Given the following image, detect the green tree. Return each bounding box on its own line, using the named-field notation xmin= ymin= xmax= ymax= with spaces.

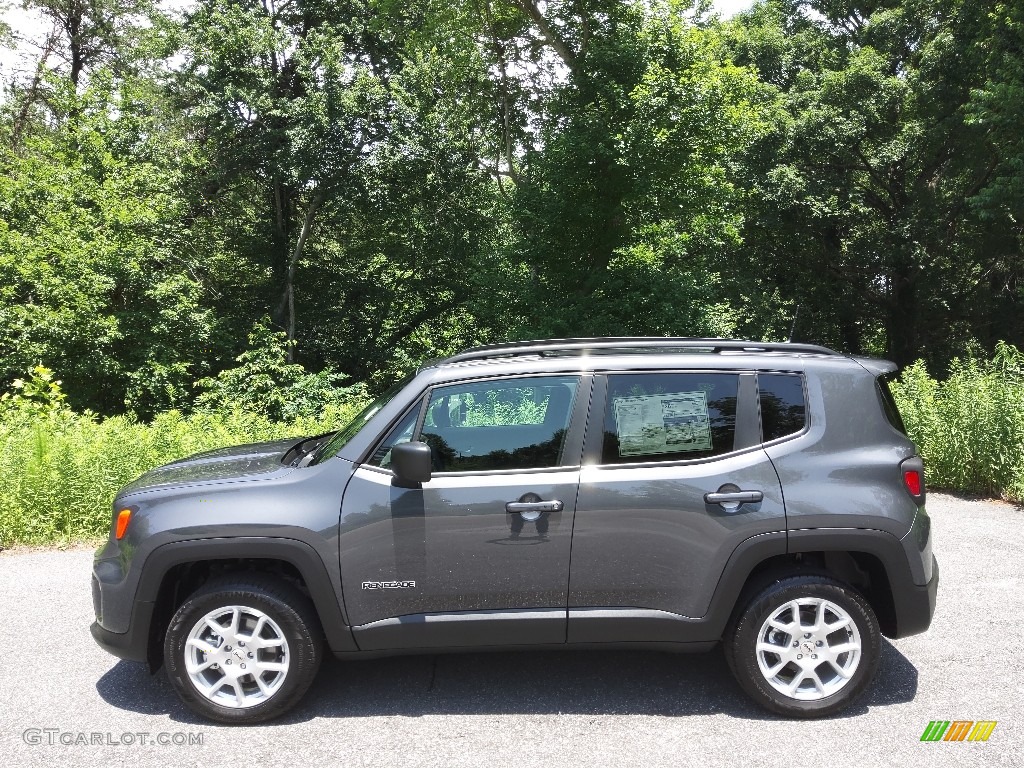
xmin=177 ymin=1 xmax=415 ymax=356
xmin=0 ymin=73 xmax=217 ymax=414
xmin=176 ymin=0 xmax=502 ymax=383
xmin=726 ymin=0 xmax=1024 ymax=365
xmin=194 ymin=319 xmax=364 ymax=421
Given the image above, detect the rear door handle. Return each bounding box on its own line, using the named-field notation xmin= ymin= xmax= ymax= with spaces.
xmin=704 ymin=490 xmax=763 ymax=505
xmin=704 ymin=488 xmax=763 ymax=512
xmin=505 ymin=500 xmax=564 ymax=514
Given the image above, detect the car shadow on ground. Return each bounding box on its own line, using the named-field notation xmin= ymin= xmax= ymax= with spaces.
xmin=96 ymin=639 xmax=918 ymax=726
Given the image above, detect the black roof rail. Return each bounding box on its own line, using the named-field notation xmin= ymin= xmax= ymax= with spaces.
xmin=438 ymin=337 xmax=839 ymax=365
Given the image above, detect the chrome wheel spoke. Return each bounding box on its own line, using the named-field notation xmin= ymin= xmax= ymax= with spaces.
xmin=186 ymin=656 xmax=217 ymax=675
xmin=825 ymin=616 xmax=851 ymax=633
xmin=813 ymin=601 xmax=825 ymax=632
xmin=205 ymin=618 xmax=227 ymax=637
xmin=828 ymin=659 xmax=854 ymax=679
xmin=808 ymin=670 xmax=826 ymax=694
xmin=254 ymin=675 xmax=273 ymax=696
xmin=206 ymin=677 xmax=229 ymax=697
xmin=229 ymin=679 xmax=245 ymax=707
xmin=828 ymin=642 xmax=857 ymax=655
xmin=244 ymin=616 xmax=267 ymax=645
xmin=787 ymin=672 xmax=807 ymax=696
xmin=188 ymin=638 xmax=218 ymax=654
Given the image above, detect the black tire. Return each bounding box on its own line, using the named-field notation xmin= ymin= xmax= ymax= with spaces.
xmin=724 ymin=574 xmax=881 ymax=718
xmin=164 ymin=574 xmax=323 ymax=724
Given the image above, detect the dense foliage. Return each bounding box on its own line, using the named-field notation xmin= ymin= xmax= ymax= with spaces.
xmin=0 ymin=1 xmax=1022 ymax=543
xmin=891 ymin=343 xmax=1024 ymax=502
xmin=0 ymin=366 xmax=365 ymax=544
xmin=1 ymin=0 xmax=1019 ymax=417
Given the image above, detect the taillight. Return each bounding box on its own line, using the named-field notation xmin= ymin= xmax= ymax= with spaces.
xmin=900 ymin=457 xmax=925 ymax=503
xmin=903 ymin=469 xmax=922 ymax=497
xmin=115 ymin=509 xmax=132 ymax=540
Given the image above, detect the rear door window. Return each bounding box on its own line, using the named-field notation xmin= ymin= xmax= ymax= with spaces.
xmin=601 ymin=372 xmax=740 ymax=463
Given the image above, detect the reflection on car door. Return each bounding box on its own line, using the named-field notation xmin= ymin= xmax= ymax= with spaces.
xmin=338 ymin=375 xmax=588 ymax=651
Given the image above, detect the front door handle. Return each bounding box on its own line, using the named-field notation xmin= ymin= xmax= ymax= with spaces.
xmin=505 ymin=500 xmax=564 ymax=515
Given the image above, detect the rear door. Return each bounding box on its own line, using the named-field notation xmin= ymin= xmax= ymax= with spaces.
xmin=567 ymin=370 xmax=787 ymax=642
xmin=339 ymin=374 xmax=589 ymax=650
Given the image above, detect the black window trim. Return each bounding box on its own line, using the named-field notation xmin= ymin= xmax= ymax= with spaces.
xmin=358 ymin=394 xmax=429 ymax=471
xmin=875 ymin=372 xmax=908 ymax=436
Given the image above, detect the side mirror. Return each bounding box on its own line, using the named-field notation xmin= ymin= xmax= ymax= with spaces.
xmin=390 ymin=441 xmax=432 ymax=485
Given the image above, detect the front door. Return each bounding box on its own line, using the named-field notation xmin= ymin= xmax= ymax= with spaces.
xmin=339 ymin=374 xmax=587 ymax=650
xmin=567 ymin=370 xmax=787 ymax=642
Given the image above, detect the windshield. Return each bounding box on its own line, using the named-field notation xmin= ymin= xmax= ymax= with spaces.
xmin=311 ymin=375 xmax=414 ymax=464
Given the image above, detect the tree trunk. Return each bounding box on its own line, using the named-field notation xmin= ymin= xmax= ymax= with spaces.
xmin=269 ymin=179 xmax=291 ymax=327
xmin=11 ymin=33 xmax=57 ymax=148
xmin=68 ymin=3 xmax=84 ymax=89
xmin=887 ymin=265 xmax=918 ymax=367
xmin=275 ymin=192 xmax=325 ymax=362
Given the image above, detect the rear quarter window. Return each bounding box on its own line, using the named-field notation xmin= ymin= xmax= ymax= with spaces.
xmin=758 ymin=373 xmax=806 ymax=442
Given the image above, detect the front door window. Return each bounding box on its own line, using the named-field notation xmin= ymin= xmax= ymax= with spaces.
xmin=420 ymin=376 xmax=579 ymax=472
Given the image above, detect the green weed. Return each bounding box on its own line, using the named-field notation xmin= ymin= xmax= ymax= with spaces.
xmin=0 ymin=402 xmax=364 ymax=546
xmin=891 ymin=342 xmax=1024 ymax=502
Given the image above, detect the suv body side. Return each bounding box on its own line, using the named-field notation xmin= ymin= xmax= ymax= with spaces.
xmin=91 ymin=349 xmax=937 ymax=669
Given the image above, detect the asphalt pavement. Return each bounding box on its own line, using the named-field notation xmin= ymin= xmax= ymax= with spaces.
xmin=0 ymin=492 xmax=1020 ymax=767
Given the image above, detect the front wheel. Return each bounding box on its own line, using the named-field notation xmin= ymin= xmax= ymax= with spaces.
xmin=724 ymin=575 xmax=881 ymax=718
xmin=164 ymin=574 xmax=323 ymax=724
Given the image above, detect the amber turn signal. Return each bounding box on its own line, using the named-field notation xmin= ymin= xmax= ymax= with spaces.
xmin=115 ymin=509 xmax=132 ymax=540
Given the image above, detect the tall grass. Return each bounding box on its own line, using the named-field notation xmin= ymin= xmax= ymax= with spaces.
xmin=890 ymin=342 xmax=1024 ymax=502
xmin=3 ymin=345 xmax=1022 ymax=546
xmin=0 ymin=403 xmax=363 ymax=546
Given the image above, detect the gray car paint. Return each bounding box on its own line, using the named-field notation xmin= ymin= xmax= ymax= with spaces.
xmin=765 ymin=358 xmax=922 ymax=539
xmin=340 ymin=465 xmax=580 ymax=648
xmin=117 ymin=437 xmax=300 ymax=496
xmin=569 ymin=448 xmax=787 ymax=621
xmin=92 ymin=344 xmax=936 ymax=660
xmin=94 ymin=447 xmax=356 ymax=638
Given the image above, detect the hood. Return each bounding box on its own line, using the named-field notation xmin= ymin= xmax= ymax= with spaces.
xmin=117 ymin=437 xmax=303 ymax=498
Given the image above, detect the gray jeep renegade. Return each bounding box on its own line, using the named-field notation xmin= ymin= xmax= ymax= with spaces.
xmin=91 ymin=338 xmax=938 ymax=723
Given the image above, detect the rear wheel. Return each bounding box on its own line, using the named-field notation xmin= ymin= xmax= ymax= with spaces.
xmin=164 ymin=574 xmax=323 ymax=724
xmin=725 ymin=574 xmax=881 ymax=717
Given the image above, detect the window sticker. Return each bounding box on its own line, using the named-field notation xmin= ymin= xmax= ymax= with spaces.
xmin=613 ymin=390 xmax=713 ymax=456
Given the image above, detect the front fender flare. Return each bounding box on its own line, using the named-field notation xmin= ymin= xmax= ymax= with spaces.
xmin=125 ymin=537 xmax=358 ymax=664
